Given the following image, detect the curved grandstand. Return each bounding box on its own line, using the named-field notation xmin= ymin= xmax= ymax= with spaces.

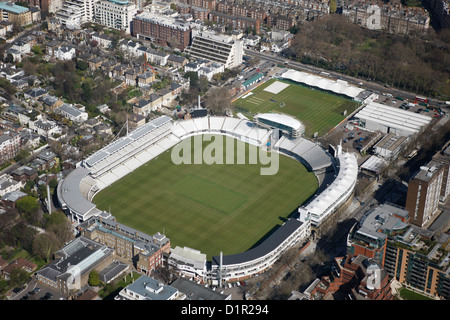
xmin=57 ymin=115 xmax=358 ymax=283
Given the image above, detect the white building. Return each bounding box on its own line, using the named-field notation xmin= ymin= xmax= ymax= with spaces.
xmin=29 ymin=119 xmax=62 ymax=137
xmin=0 ymin=174 xmax=23 ymax=197
xmin=168 ymin=246 xmax=207 ymax=282
xmin=55 ymin=0 xmax=97 ymax=29
xmin=186 ymin=29 xmax=243 ymax=69
xmin=54 ymin=45 xmax=76 ymax=60
xmin=115 ymin=275 xmax=181 ymax=300
xmin=373 ymin=133 xmax=409 ymax=160
xmin=55 ymin=103 xmax=88 ymax=123
xmin=298 ymin=148 xmax=358 ymax=227
xmin=95 ymin=0 xmax=137 ymax=34
xmin=184 ymin=60 xmax=225 ymax=81
xmin=353 ymin=102 xmax=432 ymax=136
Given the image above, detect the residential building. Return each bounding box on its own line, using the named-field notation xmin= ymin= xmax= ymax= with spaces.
xmin=95 ymin=0 xmax=137 ymax=34
xmin=336 ymin=255 xmax=393 ymax=300
xmin=405 ymin=161 xmax=445 ymax=227
xmin=10 ymin=165 xmax=38 ymax=182
xmin=346 ymin=203 xmax=410 ymax=266
xmin=128 ymin=113 xmax=145 ymax=130
xmin=186 ymin=29 xmax=243 ymax=69
xmin=0 ymin=2 xmax=32 ymax=27
xmin=2 ymin=258 xmax=37 ymax=281
xmin=209 ymin=11 xmax=261 ymax=34
xmin=55 ymin=103 xmax=89 ymax=123
xmin=24 ymin=87 xmax=47 ymax=102
xmin=55 ymin=0 xmax=97 ymax=29
xmin=0 ymin=174 xmax=23 ymax=197
xmin=145 ymin=48 xmax=170 ymax=66
xmin=345 ymin=202 xmax=449 ymax=299
xmin=0 ymin=131 xmax=21 ymax=164
xmin=384 ymin=226 xmax=450 ymax=299
xmin=40 ymin=0 xmax=65 ymax=14
xmin=184 ymin=59 xmax=225 ymax=81
xmin=341 ymin=0 xmax=430 ymax=36
xmin=41 ymin=94 xmax=64 ymax=112
xmin=54 ymin=45 xmax=76 ymax=60
xmin=137 ymin=70 xmax=156 ymax=88
xmin=131 ymin=12 xmax=191 ymax=50
xmin=29 ymin=119 xmax=62 ymax=137
xmin=91 ymin=32 xmax=113 ymax=48
xmin=167 ymin=54 xmax=188 ymax=68
xmin=432 ymin=141 xmax=450 ymax=202
xmin=1 ymin=190 xmax=28 ymax=210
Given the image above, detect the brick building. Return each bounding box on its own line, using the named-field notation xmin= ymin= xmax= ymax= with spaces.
xmin=78 ymin=216 xmax=171 ymax=275
xmin=405 ymin=161 xmax=444 ymax=227
xmin=131 ymin=12 xmax=191 ymax=50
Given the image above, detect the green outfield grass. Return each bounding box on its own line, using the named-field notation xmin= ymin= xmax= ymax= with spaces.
xmin=233 ymin=78 xmax=360 ymax=137
xmin=92 ymin=135 xmax=318 ymax=259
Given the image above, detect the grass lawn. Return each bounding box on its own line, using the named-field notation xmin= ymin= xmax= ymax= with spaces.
xmin=233 ymin=78 xmax=360 ymax=137
xmin=93 ymin=135 xmax=318 ymax=259
xmin=398 ymin=288 xmax=434 ymax=300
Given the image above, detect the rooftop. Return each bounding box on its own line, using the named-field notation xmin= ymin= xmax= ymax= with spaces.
xmin=0 ymin=2 xmax=29 ymax=14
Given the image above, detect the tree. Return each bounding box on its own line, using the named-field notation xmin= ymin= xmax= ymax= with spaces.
xmin=16 ymin=196 xmax=39 ymax=217
xmin=32 ymin=233 xmax=58 ymax=262
xmin=9 ymin=268 xmax=30 ymax=287
xmin=329 ymin=0 xmax=337 ymax=14
xmin=204 ymin=86 xmax=232 ymax=115
xmin=31 ymin=45 xmax=43 ymax=55
xmin=76 ymin=60 xmax=89 ymax=71
xmin=88 ymin=270 xmax=100 ymax=286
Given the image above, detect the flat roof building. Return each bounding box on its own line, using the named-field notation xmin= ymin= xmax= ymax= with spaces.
xmin=132 ymin=12 xmax=191 ymax=50
xmin=254 ymin=113 xmax=304 ymax=138
xmin=405 ymin=160 xmax=444 ymax=227
xmin=373 ymin=133 xmax=409 ymax=160
xmin=353 ymin=102 xmax=432 ymax=136
xmin=95 ymin=0 xmax=137 ymax=33
xmin=115 ymin=275 xmax=181 ymax=300
xmin=186 ymin=29 xmax=243 ymax=69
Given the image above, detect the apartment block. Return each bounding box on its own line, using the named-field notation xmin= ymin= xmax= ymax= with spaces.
xmin=95 ymin=0 xmax=137 ymax=34
xmin=384 ymin=227 xmax=450 ymax=299
xmin=341 ymin=0 xmax=430 ymax=35
xmin=40 ymin=0 xmax=65 ymax=14
xmin=405 ymin=161 xmax=444 ymax=227
xmin=55 ymin=0 xmax=97 ymax=29
xmin=347 ymin=203 xmax=410 ymax=266
xmin=0 ymin=131 xmax=21 ymax=164
xmin=186 ymin=29 xmax=243 ymax=69
xmin=0 ymin=2 xmax=32 ymax=27
xmin=432 ymin=141 xmax=450 ymax=202
xmin=131 ymin=12 xmax=191 ymax=50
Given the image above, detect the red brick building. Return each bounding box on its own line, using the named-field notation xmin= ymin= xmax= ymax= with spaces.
xmin=132 ymin=12 xmax=191 ymax=50
xmin=307 ymin=255 xmax=393 ymax=300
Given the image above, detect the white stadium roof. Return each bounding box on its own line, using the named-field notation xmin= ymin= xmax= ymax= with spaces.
xmin=299 ymin=151 xmax=358 ymax=226
xmin=279 ymin=69 xmax=365 ymax=99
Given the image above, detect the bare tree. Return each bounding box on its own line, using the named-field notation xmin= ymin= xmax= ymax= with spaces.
xmin=204 ymin=86 xmax=232 ymax=115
